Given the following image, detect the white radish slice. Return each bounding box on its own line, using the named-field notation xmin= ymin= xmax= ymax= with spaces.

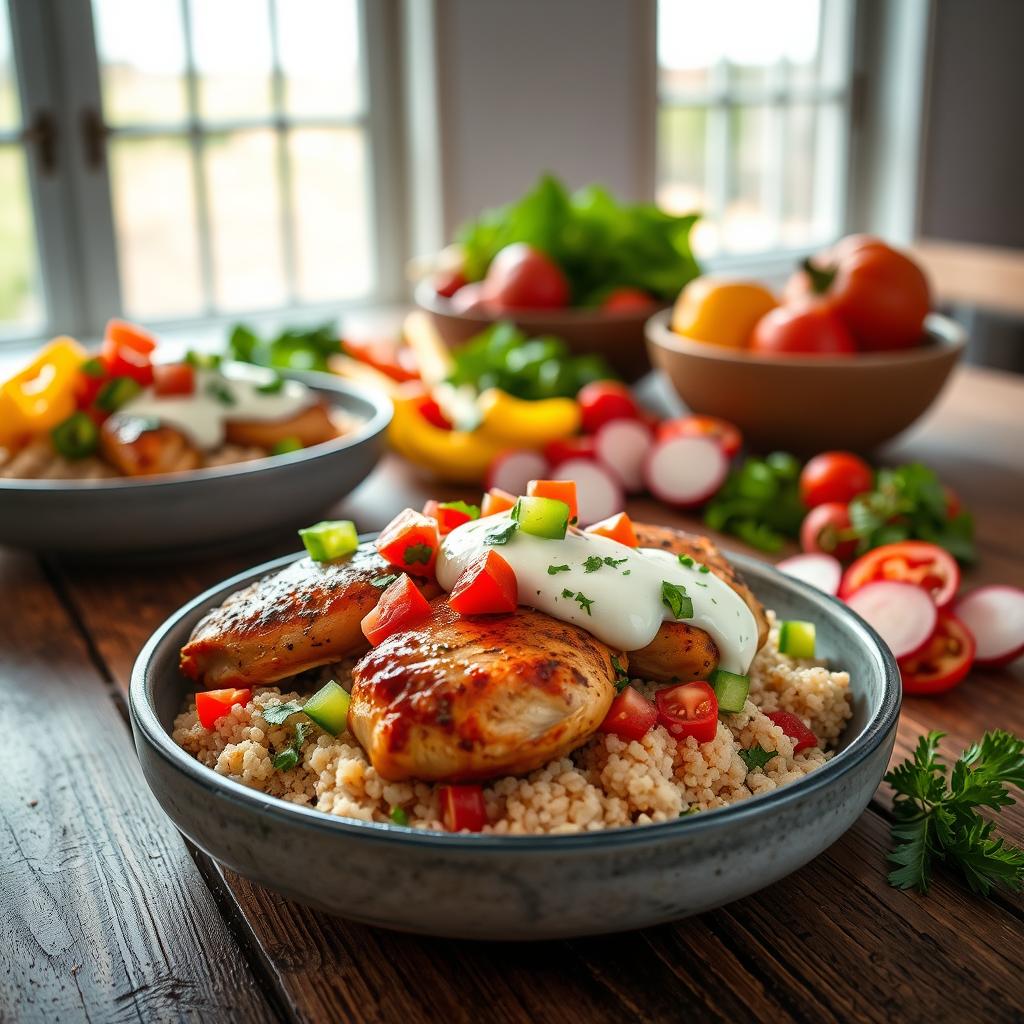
xmin=643 ymin=436 xmax=728 ymax=508
xmin=594 ymin=418 xmax=653 ymax=493
xmin=486 ymin=450 xmax=548 ymax=495
xmin=551 ymin=458 xmax=624 ymax=526
xmin=953 ymin=585 xmax=1024 ymax=666
xmin=777 ymin=553 xmax=843 ymax=596
xmin=845 ymin=580 xmax=938 ymax=660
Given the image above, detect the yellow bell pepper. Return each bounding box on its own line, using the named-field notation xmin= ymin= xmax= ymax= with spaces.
xmin=475 ymin=388 xmax=581 ymax=448
xmin=671 ymin=278 xmax=777 ymax=348
xmin=0 ymin=337 xmax=87 ymax=448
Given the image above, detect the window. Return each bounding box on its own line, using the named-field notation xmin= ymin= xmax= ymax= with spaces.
xmin=656 ymin=0 xmax=855 ymax=260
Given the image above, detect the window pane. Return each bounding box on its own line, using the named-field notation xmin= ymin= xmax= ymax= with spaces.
xmin=191 ymin=0 xmax=273 ymax=121
xmin=92 ymin=0 xmax=188 ymax=125
xmin=780 ymin=103 xmax=817 ymax=246
xmin=206 ymin=129 xmax=285 ymax=310
xmin=0 ymin=145 xmax=43 ymax=330
xmin=110 ymin=137 xmax=203 ymax=319
xmin=723 ymin=105 xmax=774 ymax=252
xmin=290 ymin=127 xmax=371 ymax=302
xmin=278 ymin=0 xmax=362 ymax=119
xmin=656 ymin=106 xmax=707 ymax=215
xmin=0 ymin=2 xmax=19 ymax=129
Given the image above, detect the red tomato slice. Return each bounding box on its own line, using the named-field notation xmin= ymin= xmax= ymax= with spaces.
xmin=448 ymin=549 xmax=518 ymax=616
xmin=480 ymin=487 xmax=517 ymax=517
xmin=764 ymin=710 xmax=818 ymax=752
xmin=839 ymin=541 xmax=960 ymax=608
xmin=153 ymin=362 xmax=195 ymax=397
xmin=898 ymin=610 xmax=976 ymax=696
xmin=600 ymin=686 xmax=657 ymax=741
xmin=195 ymin=687 xmax=252 ymax=729
xmin=360 ymin=574 xmax=432 ymax=646
xmin=439 ymin=784 xmax=487 ymax=832
xmin=101 ymin=339 xmax=154 ymax=386
xmin=106 ymin=319 xmax=157 ymax=355
xmin=655 ymin=681 xmax=719 ymax=744
xmin=376 ymin=508 xmax=440 ymax=575
xmin=656 ymin=415 xmax=742 ymax=459
xmin=584 ymin=511 xmax=638 ymax=548
xmin=527 ymin=479 xmax=578 ymax=522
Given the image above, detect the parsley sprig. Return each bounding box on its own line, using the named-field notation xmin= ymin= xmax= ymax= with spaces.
xmin=885 ymin=730 xmax=1024 ymax=895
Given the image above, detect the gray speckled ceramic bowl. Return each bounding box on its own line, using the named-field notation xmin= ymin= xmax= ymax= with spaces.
xmin=130 ymin=551 xmax=899 ymax=939
xmin=0 ymin=372 xmax=391 ymax=556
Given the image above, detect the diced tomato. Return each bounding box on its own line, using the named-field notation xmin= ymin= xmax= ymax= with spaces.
xmin=344 ymin=336 xmax=420 ymax=383
xmin=106 ymin=319 xmax=157 ymax=355
xmin=73 ymin=359 xmax=109 ymax=409
xmin=360 ymin=574 xmax=432 ymax=646
xmin=439 ymin=784 xmax=487 ymax=832
xmin=584 ymin=511 xmax=638 ymax=548
xmin=195 ymin=687 xmax=252 ymax=729
xmin=376 ymin=508 xmax=440 ymax=575
xmin=422 ymin=499 xmax=476 ymax=535
xmin=102 ymin=337 xmax=154 ymax=386
xmin=417 ymin=396 xmax=452 ymax=430
xmin=153 ymin=362 xmax=195 ymax=397
xmin=448 ymin=549 xmax=518 ymax=616
xmin=765 ymin=710 xmax=818 ymax=752
xmin=898 ymin=610 xmax=976 ymax=696
xmin=656 ymin=415 xmax=742 ymax=459
xmin=600 ymin=687 xmax=657 ymax=741
xmin=655 ymin=681 xmax=719 ymax=744
xmin=839 ymin=541 xmax=960 ymax=608
xmin=544 ymin=435 xmax=596 ymax=467
xmin=480 ymin=487 xmax=517 ymax=517
xmin=526 ymin=479 xmax=578 ymax=522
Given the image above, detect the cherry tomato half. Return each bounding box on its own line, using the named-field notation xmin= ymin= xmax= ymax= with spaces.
xmin=839 ymin=540 xmax=960 ymax=608
xmin=577 ymin=380 xmax=639 ymax=434
xmin=898 ymin=610 xmax=976 ymax=696
xmin=655 ymin=681 xmax=719 ymax=744
xmin=600 ymin=686 xmax=657 ymax=741
xmin=656 ymin=415 xmax=742 ymax=459
xmin=799 ymin=451 xmax=874 ymax=508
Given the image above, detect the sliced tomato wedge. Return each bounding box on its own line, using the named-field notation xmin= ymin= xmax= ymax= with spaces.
xmin=898 ymin=610 xmax=976 ymax=696
xmin=656 ymin=415 xmax=742 ymax=459
xmin=360 ymin=574 xmax=432 ymax=646
xmin=448 ymin=549 xmax=518 ymax=615
xmin=655 ymin=681 xmax=719 ymax=744
xmin=527 ymin=479 xmax=578 ymax=521
xmin=839 ymin=541 xmax=960 ymax=608
xmin=480 ymin=486 xmax=517 ymax=517
xmin=765 ymin=710 xmax=818 ymax=752
xmin=376 ymin=508 xmax=440 ymax=575
xmin=195 ymin=687 xmax=252 ymax=729
xmin=600 ymin=687 xmax=657 ymax=741
xmin=439 ymin=784 xmax=487 ymax=832
xmin=584 ymin=511 xmax=638 ymax=548
xmin=153 ymin=362 xmax=195 ymax=397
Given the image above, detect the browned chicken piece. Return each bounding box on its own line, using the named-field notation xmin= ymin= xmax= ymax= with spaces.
xmin=180 ymin=543 xmax=439 ymax=688
xmin=349 ymin=600 xmax=620 ymax=782
xmin=224 ymin=400 xmax=337 ymax=450
xmin=628 ymin=523 xmax=770 ymax=684
xmin=100 ymin=415 xmax=201 ymax=476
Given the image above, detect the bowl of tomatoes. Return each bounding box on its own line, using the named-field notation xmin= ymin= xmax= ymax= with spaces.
xmin=645 ymin=236 xmax=967 ymax=453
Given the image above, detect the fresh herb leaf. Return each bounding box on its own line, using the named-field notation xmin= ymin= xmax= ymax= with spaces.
xmin=484 ymin=521 xmax=518 ymax=546
xmin=678 ymin=554 xmax=695 ymax=568
xmin=582 ymin=555 xmax=605 ymax=573
xmin=185 ymin=349 xmax=222 ymax=370
xmin=547 ymin=564 xmax=570 ymax=575
xmin=561 ymin=588 xmax=574 ymax=599
xmin=661 ymin=581 xmax=694 ymax=619
xmin=439 ymin=500 xmax=480 ymax=520
xmin=256 ymin=373 xmax=284 ymax=394
xmin=261 ymin=700 xmax=304 ymax=725
xmin=611 ymin=655 xmax=630 ymax=692
xmin=573 ymin=592 xmax=594 ymax=615
xmin=403 ymin=543 xmax=433 ymax=565
xmin=272 ymin=721 xmax=312 ymax=771
xmin=206 ymin=379 xmax=236 ymax=406
xmin=621 ymin=569 xmax=631 ymax=576
xmin=699 ymin=565 xmax=710 ymax=574
xmin=603 ymin=556 xmax=628 ymax=567
xmin=739 ymin=746 xmax=776 ymax=773
xmin=370 ymin=573 xmax=399 ymax=589
xmin=228 ymin=321 xmax=341 ymax=373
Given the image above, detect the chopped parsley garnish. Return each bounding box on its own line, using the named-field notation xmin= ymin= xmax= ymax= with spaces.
xmin=547 ymin=564 xmax=570 ymax=575
xmin=261 ymin=700 xmax=304 ymax=725
xmin=439 ymin=500 xmax=480 ymax=520
xmin=582 ymin=555 xmax=605 ymax=573
xmin=256 ymin=374 xmax=284 ymax=394
xmin=206 ymin=379 xmax=236 ymax=405
xmin=661 ymin=581 xmax=694 ymax=620
xmin=403 ymin=543 xmax=433 ymax=565
xmin=389 ymin=807 xmax=410 ymax=826
xmin=621 ymin=569 xmax=631 ymax=576
xmin=484 ymin=521 xmax=518 ymax=546
xmin=185 ymin=349 xmax=222 ymax=370
xmin=611 ymin=655 xmax=630 ymax=692
xmin=573 ymin=592 xmax=594 ymax=615
xmin=370 ymin=573 xmax=399 ymax=589
xmin=272 ymin=721 xmax=312 ymax=771
xmin=699 ymin=565 xmax=711 ymax=574
xmin=604 ymin=556 xmax=628 ymax=567
xmin=561 ymin=588 xmax=574 ymax=599
xmin=678 ymin=554 xmax=695 ymax=568
xmin=739 ymin=746 xmax=776 ymax=773
xmin=96 ymin=376 xmax=142 ymax=412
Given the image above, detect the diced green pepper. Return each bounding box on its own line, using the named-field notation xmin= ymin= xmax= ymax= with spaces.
xmin=51 ymin=411 xmax=99 ymax=460
xmin=299 ymin=520 xmax=358 ymax=562
xmin=709 ymin=668 xmax=750 ymax=712
xmin=96 ymin=376 xmax=142 ymax=412
xmin=303 ymin=680 xmax=350 ymax=735
xmin=271 ymin=436 xmax=303 ymax=456
xmin=778 ymin=620 xmax=816 ymax=658
xmin=511 ymin=495 xmax=570 ymax=540
xmin=389 ymin=807 xmax=409 ymax=826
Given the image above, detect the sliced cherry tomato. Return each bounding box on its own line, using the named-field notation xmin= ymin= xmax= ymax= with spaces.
xmin=195 ymin=687 xmax=252 ymax=729
xmin=839 ymin=541 xmax=960 ymax=608
xmin=360 ymin=574 xmax=432 ymax=646
xmin=800 ymin=501 xmax=857 ymax=561
xmin=655 ymin=681 xmax=719 ymax=744
xmin=543 ymin=435 xmax=596 ymax=467
xmin=448 ymin=549 xmax=518 ymax=616
xmin=576 ymin=381 xmax=639 ymax=434
xmin=526 ymin=479 xmax=578 ymax=522
xmin=376 ymin=508 xmax=440 ymax=576
xmin=584 ymin=511 xmax=638 ymax=548
xmin=106 ymin=319 xmax=157 ymax=355
xmin=898 ymin=610 xmax=976 ymax=696
xmin=764 ymin=710 xmax=818 ymax=752
xmin=416 ymin=396 xmax=452 ymax=431
xmin=480 ymin=486 xmax=517 ymax=517
xmin=656 ymin=415 xmax=742 ymax=459
xmin=153 ymin=362 xmax=196 ymax=397
xmin=439 ymin=783 xmax=487 ymax=832
xmin=600 ymin=687 xmax=657 ymax=741
xmin=799 ymin=451 xmax=874 ymax=508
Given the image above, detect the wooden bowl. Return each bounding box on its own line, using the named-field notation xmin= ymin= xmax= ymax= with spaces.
xmin=414 ymin=281 xmax=664 ymax=383
xmin=645 ymin=310 xmax=966 ymax=454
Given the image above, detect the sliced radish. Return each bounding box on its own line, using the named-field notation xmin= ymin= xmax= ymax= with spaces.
xmin=777 ymin=553 xmax=843 ymax=596
xmin=594 ymin=418 xmax=653 ymax=493
xmin=953 ymin=585 xmax=1024 ymax=667
xmin=643 ymin=436 xmax=728 ymax=508
xmin=551 ymin=458 xmax=624 ymax=526
xmin=845 ymin=580 xmax=938 ymax=660
xmin=485 ymin=450 xmax=548 ymax=496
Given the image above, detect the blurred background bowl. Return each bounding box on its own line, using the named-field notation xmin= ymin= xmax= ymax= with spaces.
xmin=645 ymin=310 xmax=966 ymax=454
xmin=415 ymin=281 xmax=664 ymax=383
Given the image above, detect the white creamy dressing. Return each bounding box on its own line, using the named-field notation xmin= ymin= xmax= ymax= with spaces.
xmin=119 ymin=363 xmax=313 ymax=450
xmin=436 ymin=514 xmax=759 ymax=673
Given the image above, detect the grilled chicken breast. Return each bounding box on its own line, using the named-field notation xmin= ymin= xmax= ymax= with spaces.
xmin=100 ymin=416 xmax=201 ymax=476
xmin=348 ymin=600 xmax=619 ymax=782
xmin=224 ymin=400 xmax=337 ymax=450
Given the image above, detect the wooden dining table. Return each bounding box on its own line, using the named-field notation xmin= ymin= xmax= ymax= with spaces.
xmin=3 ymin=362 xmax=1023 ymax=1024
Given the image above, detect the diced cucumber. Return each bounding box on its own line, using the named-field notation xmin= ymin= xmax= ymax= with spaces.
xmin=299 ymin=520 xmax=358 ymax=562
xmin=709 ymin=668 xmax=750 ymax=712
xmin=778 ymin=620 xmax=816 ymax=658
xmin=511 ymin=496 xmax=570 ymax=540
xmin=303 ymin=680 xmax=350 ymax=735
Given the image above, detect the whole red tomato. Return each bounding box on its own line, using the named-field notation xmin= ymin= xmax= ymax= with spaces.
xmin=785 ymin=236 xmax=931 ymax=351
xmin=799 ymin=451 xmax=873 ymax=508
xmin=576 ymin=380 xmax=638 ymax=433
xmin=750 ymin=304 xmax=856 ymax=356
xmin=601 ymin=287 xmax=655 ymax=312
xmin=483 ymin=243 xmax=569 ymax=310
xmin=800 ymin=501 xmax=857 ymax=560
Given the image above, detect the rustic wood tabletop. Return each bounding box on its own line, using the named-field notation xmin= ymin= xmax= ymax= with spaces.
xmin=3 ymin=363 xmax=1023 ymax=1023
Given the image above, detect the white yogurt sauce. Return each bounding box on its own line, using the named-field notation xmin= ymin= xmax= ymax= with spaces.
xmin=119 ymin=363 xmax=313 ymax=450
xmin=436 ymin=514 xmax=759 ymax=673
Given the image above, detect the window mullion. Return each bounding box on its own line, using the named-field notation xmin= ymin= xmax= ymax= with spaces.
xmin=706 ymin=59 xmax=730 ymax=252
xmin=268 ymin=0 xmax=297 ymax=307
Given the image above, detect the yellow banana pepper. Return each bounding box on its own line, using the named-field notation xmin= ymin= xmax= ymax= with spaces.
xmin=0 ymin=337 xmax=87 ymax=448
xmin=475 ymin=388 xmax=581 ymax=448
